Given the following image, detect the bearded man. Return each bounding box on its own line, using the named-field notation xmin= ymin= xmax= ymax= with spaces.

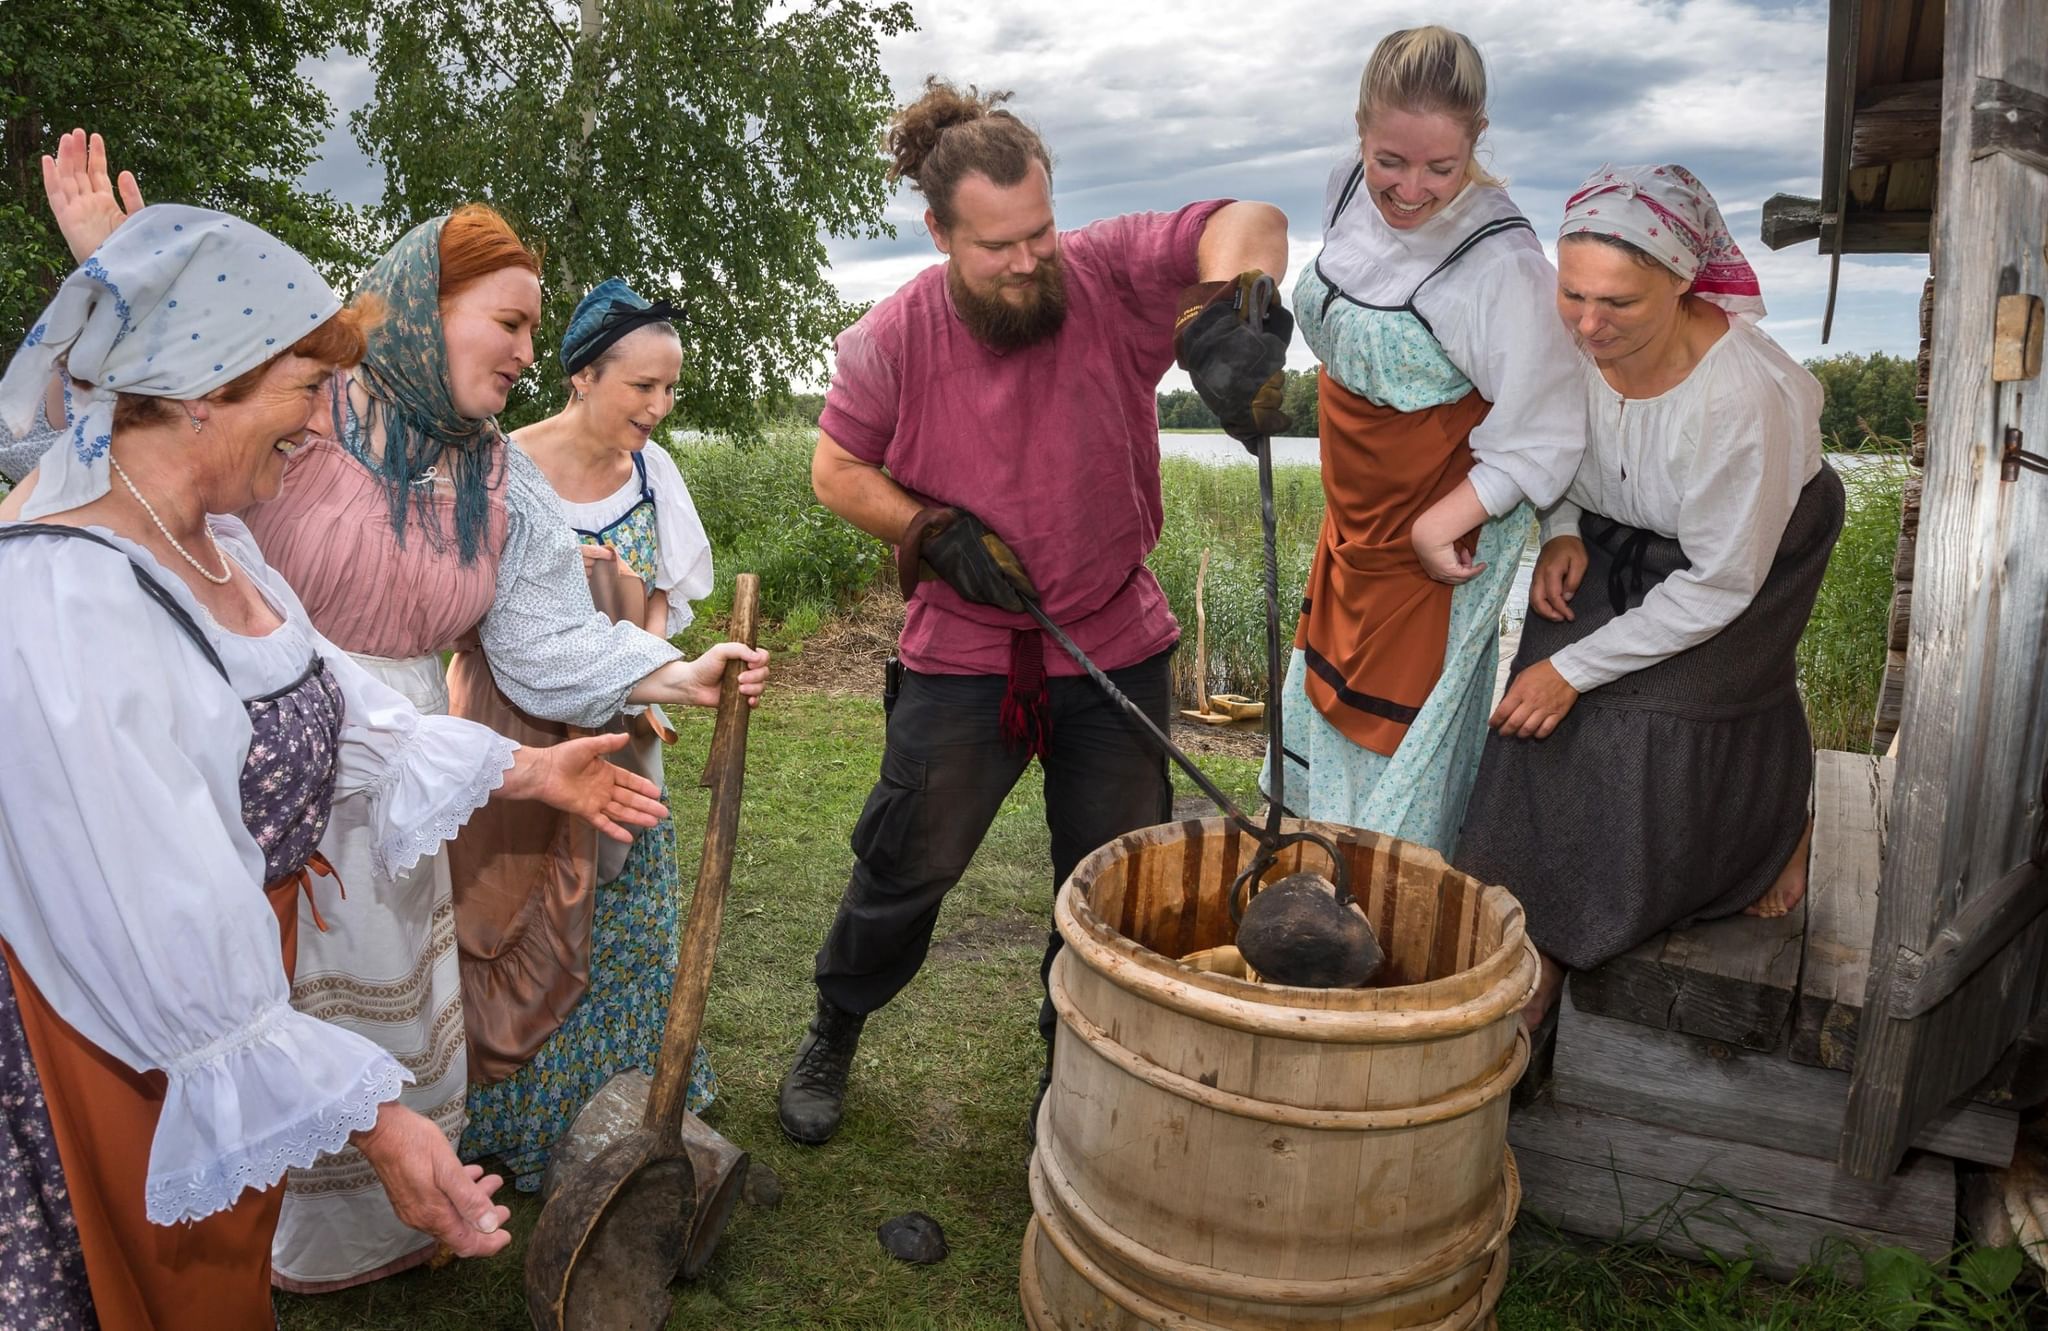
xmin=778 ymin=77 xmax=1292 ymax=1146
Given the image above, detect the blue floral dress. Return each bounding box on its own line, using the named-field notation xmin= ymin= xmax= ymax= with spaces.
xmin=462 ymin=454 xmax=716 ymax=1190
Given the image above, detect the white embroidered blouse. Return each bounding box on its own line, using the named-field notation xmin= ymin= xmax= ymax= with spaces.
xmin=0 ymin=518 xmax=518 ymax=1225
xmin=1540 ymin=317 xmax=1825 ymax=691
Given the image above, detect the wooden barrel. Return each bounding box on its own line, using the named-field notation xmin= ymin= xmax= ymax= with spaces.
xmin=1021 ymin=817 xmax=1534 ymax=1331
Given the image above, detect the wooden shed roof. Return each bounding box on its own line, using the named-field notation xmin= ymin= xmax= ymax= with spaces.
xmin=1760 ymin=0 xmax=1943 ymax=336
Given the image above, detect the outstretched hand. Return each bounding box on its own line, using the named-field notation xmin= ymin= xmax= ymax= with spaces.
xmin=43 ymin=129 xmax=145 ymax=263
xmin=351 ymin=1103 xmax=511 ymax=1259
xmin=510 ymin=732 xmax=669 ymax=841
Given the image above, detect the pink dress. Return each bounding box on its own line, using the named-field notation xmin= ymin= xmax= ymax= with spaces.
xmin=242 ymin=432 xmax=680 ymax=1292
xmin=246 ymin=435 xmax=506 ymax=659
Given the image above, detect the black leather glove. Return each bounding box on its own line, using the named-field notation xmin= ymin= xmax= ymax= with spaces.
xmin=896 ymin=506 xmax=1038 ymax=613
xmin=1174 ymin=271 xmax=1294 ymax=449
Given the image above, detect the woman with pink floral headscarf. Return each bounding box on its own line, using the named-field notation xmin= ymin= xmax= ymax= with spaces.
xmin=1457 ymin=165 xmax=1845 ymax=1031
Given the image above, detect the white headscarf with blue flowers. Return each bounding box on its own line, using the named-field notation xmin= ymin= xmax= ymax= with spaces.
xmin=0 ymin=204 xmax=341 ymax=519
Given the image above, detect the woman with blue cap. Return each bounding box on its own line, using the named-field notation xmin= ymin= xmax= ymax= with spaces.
xmin=452 ymin=278 xmax=722 ymax=1190
xmin=0 ymin=182 xmax=684 ymax=1327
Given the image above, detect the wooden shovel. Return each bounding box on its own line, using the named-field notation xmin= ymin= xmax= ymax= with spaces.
xmin=524 ymin=573 xmax=762 ymax=1331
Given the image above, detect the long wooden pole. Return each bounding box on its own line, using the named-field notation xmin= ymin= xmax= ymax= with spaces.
xmin=645 ymin=574 xmax=760 ymax=1135
xmin=1192 ymin=547 xmax=1210 ymax=712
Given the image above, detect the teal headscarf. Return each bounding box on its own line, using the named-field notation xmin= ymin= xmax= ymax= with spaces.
xmin=560 ymin=277 xmax=679 ymax=375
xmin=347 ymin=215 xmax=501 ymax=563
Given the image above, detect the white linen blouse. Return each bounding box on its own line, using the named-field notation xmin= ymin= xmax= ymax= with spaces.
xmin=1308 ymin=161 xmax=1586 ymax=515
xmin=538 ymin=441 xmax=714 ymax=638
xmin=1540 ymin=317 xmax=1825 ymax=691
xmin=0 ymin=517 xmax=518 ymax=1226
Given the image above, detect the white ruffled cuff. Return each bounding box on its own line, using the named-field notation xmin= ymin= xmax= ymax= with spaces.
xmin=367 ymin=718 xmax=518 ymax=880
xmin=144 ymin=1002 xmax=411 ymax=1225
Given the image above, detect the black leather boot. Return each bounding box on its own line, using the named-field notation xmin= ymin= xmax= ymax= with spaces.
xmin=777 ymin=993 xmax=867 ymax=1145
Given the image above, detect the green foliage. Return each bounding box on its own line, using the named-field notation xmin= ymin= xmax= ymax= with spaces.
xmin=1150 ymin=457 xmax=1323 ymax=702
xmin=764 ymin=389 xmax=827 ymax=427
xmin=1156 ymin=386 xmax=1219 ymax=430
xmin=0 ymin=0 xmax=369 ymax=342
xmin=343 ymin=0 xmax=913 ymax=434
xmin=1503 ymin=1234 xmax=2040 ymax=1331
xmin=1158 ymin=368 xmax=1320 ymax=437
xmin=663 ymin=428 xmax=888 ymax=635
xmin=1797 ymin=452 xmax=1906 ymax=752
xmin=1806 ymin=351 xmax=1923 ymax=452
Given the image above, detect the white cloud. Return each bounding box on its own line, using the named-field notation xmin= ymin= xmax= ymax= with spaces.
xmin=302 ymin=0 xmax=1917 ymax=374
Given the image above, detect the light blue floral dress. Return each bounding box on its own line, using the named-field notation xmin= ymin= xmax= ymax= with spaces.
xmin=1262 ymin=162 xmax=1582 ymax=857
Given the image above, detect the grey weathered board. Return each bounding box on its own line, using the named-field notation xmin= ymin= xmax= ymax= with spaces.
xmin=1567 ymin=874 xmax=1807 ymax=1052
xmin=1550 ymin=992 xmax=2016 ymax=1167
xmin=1510 ymin=1100 xmax=1955 ymax=1284
xmin=1843 ymin=0 xmax=2048 ymax=1180
xmin=1791 ymin=752 xmax=1891 ymax=1071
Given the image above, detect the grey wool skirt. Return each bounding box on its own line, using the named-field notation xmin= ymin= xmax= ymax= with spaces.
xmin=1456 ymin=465 xmax=1845 ymax=970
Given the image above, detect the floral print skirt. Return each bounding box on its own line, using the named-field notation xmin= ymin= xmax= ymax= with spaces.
xmin=0 ymin=952 xmax=95 ymax=1330
xmin=462 ymin=815 xmax=716 ymax=1190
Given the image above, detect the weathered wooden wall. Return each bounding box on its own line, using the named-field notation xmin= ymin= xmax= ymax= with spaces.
xmin=1842 ymin=0 xmax=2048 ymax=1179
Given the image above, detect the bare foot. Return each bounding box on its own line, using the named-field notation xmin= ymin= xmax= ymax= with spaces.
xmin=1745 ymin=818 xmax=1814 ymax=918
xmin=1520 ymin=951 xmax=1565 ymax=1034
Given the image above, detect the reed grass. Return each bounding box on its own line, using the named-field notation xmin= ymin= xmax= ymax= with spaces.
xmin=1797 ymin=449 xmax=1908 ymax=753
xmin=1149 ymin=457 xmax=1323 ymax=706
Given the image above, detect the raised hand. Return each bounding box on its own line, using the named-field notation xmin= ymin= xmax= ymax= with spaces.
xmin=42 ymin=129 xmax=146 ymax=262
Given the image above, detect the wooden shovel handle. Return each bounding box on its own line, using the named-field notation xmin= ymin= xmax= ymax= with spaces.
xmin=645 ymin=573 xmax=761 ymax=1134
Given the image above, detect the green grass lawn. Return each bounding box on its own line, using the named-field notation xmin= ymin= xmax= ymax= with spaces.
xmin=277 ymin=692 xmax=2035 ymax=1330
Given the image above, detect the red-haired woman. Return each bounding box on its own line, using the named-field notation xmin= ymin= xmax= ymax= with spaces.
xmin=23 ymin=133 xmax=767 ymax=1293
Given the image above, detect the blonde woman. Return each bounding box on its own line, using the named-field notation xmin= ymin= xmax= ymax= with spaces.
xmin=1271 ymin=26 xmax=1583 ymax=854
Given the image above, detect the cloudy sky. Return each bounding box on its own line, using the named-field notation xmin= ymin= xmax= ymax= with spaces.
xmin=303 ymin=0 xmax=1926 ymax=381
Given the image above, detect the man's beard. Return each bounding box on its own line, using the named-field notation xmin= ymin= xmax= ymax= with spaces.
xmin=948 ymin=253 xmax=1069 ymax=351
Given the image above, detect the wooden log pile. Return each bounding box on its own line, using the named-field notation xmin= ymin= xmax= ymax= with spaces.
xmin=1509 ymin=751 xmax=2020 ymax=1281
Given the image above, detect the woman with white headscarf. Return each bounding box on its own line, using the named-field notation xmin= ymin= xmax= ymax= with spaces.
xmin=1458 ymin=165 xmax=1845 ymax=1031
xmin=0 ymin=204 xmax=679 ymax=1328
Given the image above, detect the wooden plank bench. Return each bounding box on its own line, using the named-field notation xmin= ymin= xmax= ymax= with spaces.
xmin=1548 ymin=991 xmax=2017 ymax=1167
xmin=1790 ymin=750 xmax=1891 ymax=1070
xmin=1511 ymin=1098 xmax=1956 ymax=1283
xmin=1566 ymin=882 xmax=1808 ymax=1052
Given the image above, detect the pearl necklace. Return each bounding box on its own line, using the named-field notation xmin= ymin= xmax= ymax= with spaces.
xmin=109 ymin=456 xmax=234 ymax=585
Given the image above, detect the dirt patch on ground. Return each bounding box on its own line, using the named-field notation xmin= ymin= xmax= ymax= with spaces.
xmin=929 ymin=913 xmax=1046 ymax=963
xmin=776 ymin=586 xmax=903 ymax=697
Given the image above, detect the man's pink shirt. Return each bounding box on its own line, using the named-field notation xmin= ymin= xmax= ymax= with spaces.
xmin=820 ymin=200 xmax=1230 ymax=676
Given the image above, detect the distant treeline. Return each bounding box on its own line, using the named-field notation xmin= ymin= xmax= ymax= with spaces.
xmin=766 ymin=352 xmax=1920 ymax=453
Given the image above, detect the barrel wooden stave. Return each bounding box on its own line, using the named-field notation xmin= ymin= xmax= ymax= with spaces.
xmin=1026 ymin=817 xmax=1531 ymax=1331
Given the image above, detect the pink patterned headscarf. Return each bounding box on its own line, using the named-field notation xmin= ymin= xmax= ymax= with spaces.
xmin=1560 ymin=164 xmax=1766 ymax=322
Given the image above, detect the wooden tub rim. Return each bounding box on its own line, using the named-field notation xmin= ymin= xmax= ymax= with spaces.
xmin=1055 ymin=819 xmax=1538 ymax=1043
